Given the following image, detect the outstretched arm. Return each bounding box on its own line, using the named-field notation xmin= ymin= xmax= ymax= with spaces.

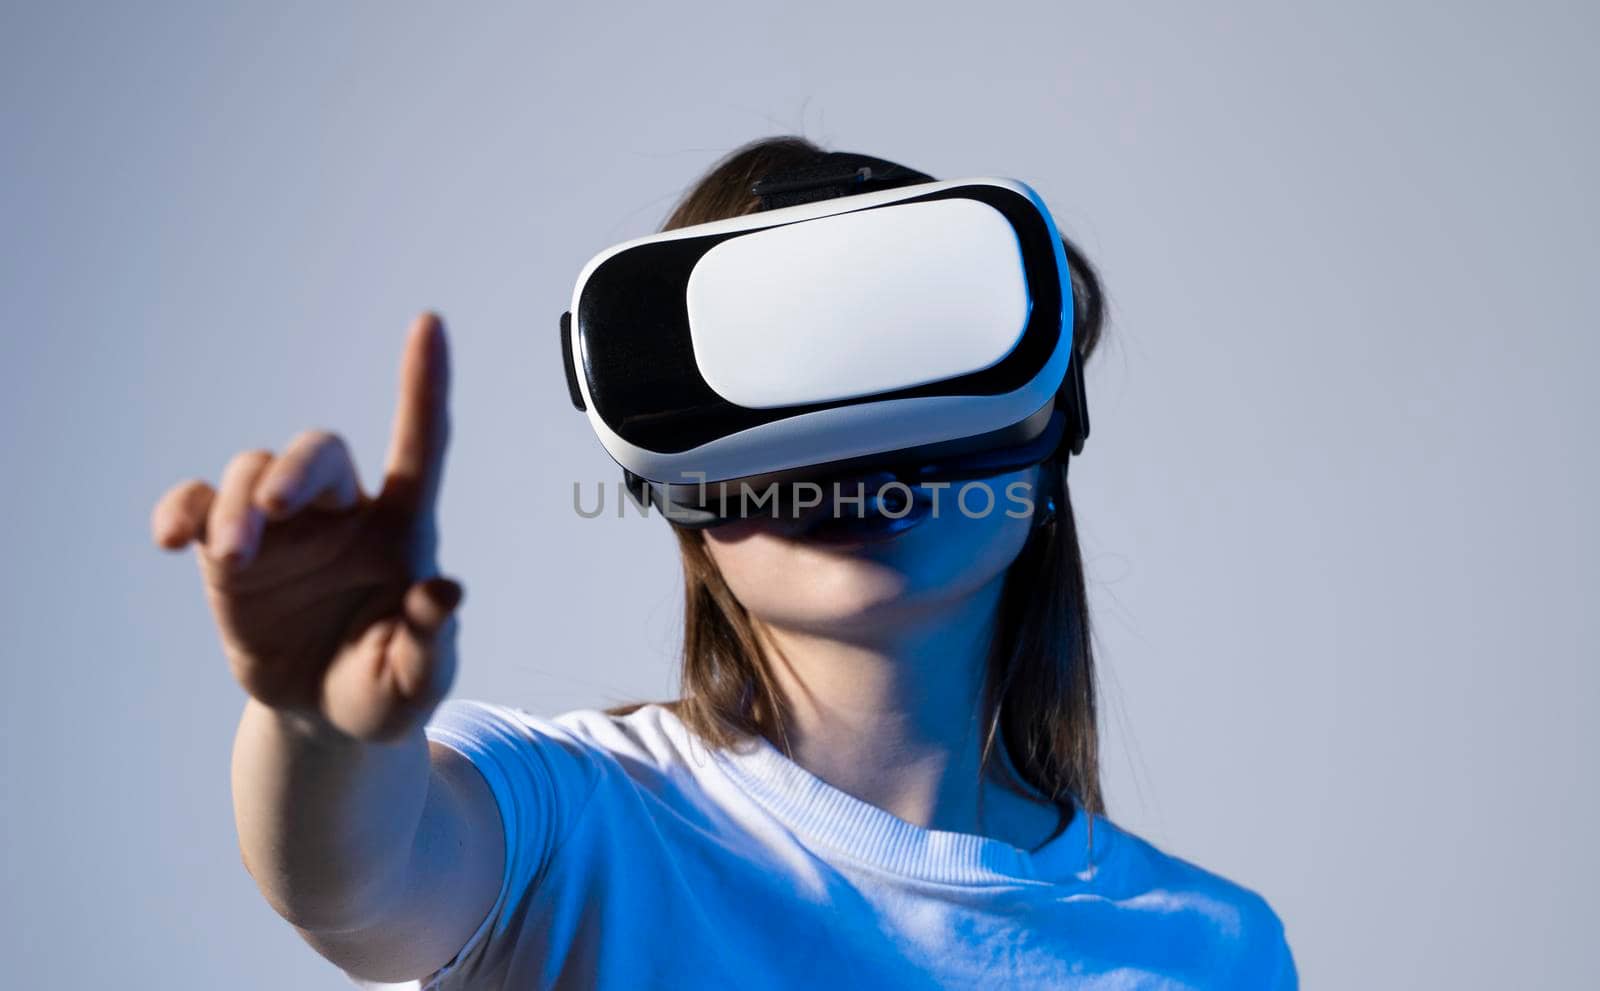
xmin=152 ymin=314 xmax=503 ymax=982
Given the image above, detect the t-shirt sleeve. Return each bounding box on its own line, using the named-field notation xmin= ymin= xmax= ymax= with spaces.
xmin=1259 ymin=904 xmax=1299 ymax=990
xmin=344 ymin=699 xmax=606 ymax=991
xmin=1230 ymin=887 xmax=1299 ymax=990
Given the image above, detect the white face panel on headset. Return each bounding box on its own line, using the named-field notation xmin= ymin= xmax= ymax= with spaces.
xmin=685 ymin=196 xmax=1032 ymax=410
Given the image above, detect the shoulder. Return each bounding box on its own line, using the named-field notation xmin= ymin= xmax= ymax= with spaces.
xmin=1088 ymin=816 xmax=1298 ymax=987
xmin=426 ymin=697 xmax=709 ymax=793
xmin=550 ymin=699 xmax=702 ymax=759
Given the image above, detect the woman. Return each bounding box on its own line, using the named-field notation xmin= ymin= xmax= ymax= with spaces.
xmin=151 ymin=136 xmax=1296 ymax=989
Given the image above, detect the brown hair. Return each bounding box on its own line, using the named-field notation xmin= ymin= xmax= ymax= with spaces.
xmin=615 ymin=135 xmax=1107 ymax=819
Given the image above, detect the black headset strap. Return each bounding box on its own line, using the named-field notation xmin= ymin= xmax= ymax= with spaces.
xmin=751 ymin=151 xmax=936 ymax=211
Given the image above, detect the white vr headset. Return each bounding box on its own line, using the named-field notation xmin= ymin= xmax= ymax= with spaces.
xmin=560 ymin=152 xmax=1089 ymax=527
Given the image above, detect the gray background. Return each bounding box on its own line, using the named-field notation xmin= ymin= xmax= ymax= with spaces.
xmin=3 ymin=1 xmax=1594 ymax=987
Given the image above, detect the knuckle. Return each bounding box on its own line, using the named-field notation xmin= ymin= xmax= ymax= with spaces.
xmin=162 ymin=477 xmax=206 ymax=505
xmin=298 ymin=428 xmax=341 ymax=451
xmin=153 ymin=484 xmax=185 ymax=514
xmin=327 ymin=433 xmax=355 ymax=460
xmin=182 ymin=479 xmax=216 ymax=509
xmin=225 ymin=448 xmax=274 ymax=477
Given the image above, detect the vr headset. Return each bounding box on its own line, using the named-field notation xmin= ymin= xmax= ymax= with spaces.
xmin=560 ymin=151 xmax=1088 ymax=527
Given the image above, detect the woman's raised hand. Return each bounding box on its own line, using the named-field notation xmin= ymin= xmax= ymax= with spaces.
xmin=152 ymin=313 xmax=463 ymax=742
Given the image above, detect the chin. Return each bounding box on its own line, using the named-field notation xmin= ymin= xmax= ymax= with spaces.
xmin=706 ymin=514 xmax=1031 ymax=639
xmin=772 ymin=549 xmax=924 ymax=635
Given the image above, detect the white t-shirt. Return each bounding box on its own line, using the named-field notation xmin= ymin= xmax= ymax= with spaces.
xmin=350 ymin=700 xmax=1296 ymax=990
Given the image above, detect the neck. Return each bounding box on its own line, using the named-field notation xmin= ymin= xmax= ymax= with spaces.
xmin=755 ymin=577 xmax=1060 ymax=850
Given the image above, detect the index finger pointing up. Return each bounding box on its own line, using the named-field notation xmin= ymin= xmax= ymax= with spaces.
xmin=380 ymin=312 xmax=452 ymax=517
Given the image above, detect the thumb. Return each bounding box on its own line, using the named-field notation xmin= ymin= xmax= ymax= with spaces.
xmin=402 ymin=576 xmax=464 ymax=636
xmin=321 ymin=577 xmax=466 ymax=742
xmin=377 ymin=576 xmax=467 ymax=733
xmin=382 ymin=576 xmax=465 ymax=725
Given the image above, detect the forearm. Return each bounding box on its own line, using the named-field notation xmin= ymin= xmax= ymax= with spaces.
xmin=231 ymin=698 xmax=430 ymax=932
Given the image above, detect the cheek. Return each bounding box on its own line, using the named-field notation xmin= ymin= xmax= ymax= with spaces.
xmin=905 ymin=498 xmax=1035 ymax=590
xmin=700 ymin=524 xmax=795 ymax=601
